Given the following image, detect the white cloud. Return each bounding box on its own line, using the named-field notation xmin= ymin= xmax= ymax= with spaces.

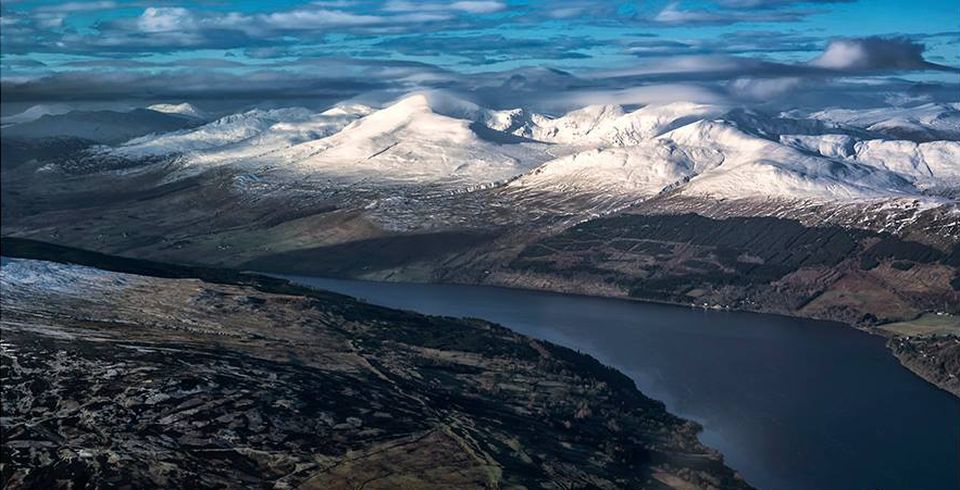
xmin=728 ymin=77 xmax=805 ymax=99
xmin=384 ymin=1 xmax=506 ymax=14
xmin=563 ymin=84 xmax=727 ymax=108
xmin=717 ymin=0 xmax=854 ymax=7
xmin=654 ymin=1 xmax=807 ymax=26
xmin=592 ymin=55 xmax=768 ymax=79
xmin=35 ymin=1 xmax=118 ymax=14
xmin=126 ymin=3 xmax=486 ymax=39
xmin=654 ymin=2 xmax=721 ymax=24
xmin=449 ymin=1 xmax=506 ymax=14
xmin=33 ymin=13 xmax=65 ymax=29
xmin=811 ymin=38 xmax=930 ymax=71
xmin=263 ymin=9 xmax=383 ymax=29
xmin=137 ymin=7 xmax=193 ymax=33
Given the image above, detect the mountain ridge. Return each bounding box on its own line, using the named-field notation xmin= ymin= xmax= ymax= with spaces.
xmin=52 ymin=91 xmax=957 ymax=203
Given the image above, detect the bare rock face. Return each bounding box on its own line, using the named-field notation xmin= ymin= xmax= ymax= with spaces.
xmin=0 ymin=251 xmax=751 ymax=489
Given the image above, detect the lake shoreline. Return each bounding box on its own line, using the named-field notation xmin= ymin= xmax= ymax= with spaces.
xmin=278 ymin=272 xmax=960 ymax=490
xmin=4 ymin=236 xmax=957 ymax=489
xmin=275 ymin=269 xmax=960 ymax=399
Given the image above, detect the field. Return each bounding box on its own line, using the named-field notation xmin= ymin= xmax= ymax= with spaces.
xmin=877 ymin=314 xmax=960 ymax=337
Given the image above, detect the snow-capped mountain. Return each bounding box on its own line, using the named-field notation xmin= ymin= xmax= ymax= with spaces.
xmin=513 ymin=102 xmax=729 ymax=146
xmin=110 ymin=106 xmax=369 ymax=165
xmin=508 ymin=117 xmax=916 ymax=204
xmin=1 ymin=104 xmax=73 ymax=127
xmin=72 ymin=91 xmax=959 ymax=205
xmin=781 ymin=135 xmax=960 ymax=191
xmin=810 ymin=103 xmax=960 ymax=142
xmin=147 ymin=103 xmax=206 ymax=119
xmin=262 ymin=93 xmax=554 ymax=184
xmin=510 ymin=142 xmax=700 ymax=196
xmin=665 ymin=120 xmax=912 ymax=200
xmin=102 ymin=92 xmax=555 ymax=184
xmin=504 ymin=100 xmax=955 ymax=204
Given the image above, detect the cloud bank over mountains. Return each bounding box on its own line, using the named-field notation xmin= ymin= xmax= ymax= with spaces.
xmin=0 ymin=1 xmax=957 ymax=113
xmin=3 ymin=35 xmax=955 ymax=113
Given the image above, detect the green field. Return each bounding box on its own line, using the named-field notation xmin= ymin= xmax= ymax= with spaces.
xmin=877 ymin=314 xmax=960 ymax=337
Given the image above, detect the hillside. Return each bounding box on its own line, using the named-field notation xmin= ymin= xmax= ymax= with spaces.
xmin=0 ymin=240 xmax=750 ymax=489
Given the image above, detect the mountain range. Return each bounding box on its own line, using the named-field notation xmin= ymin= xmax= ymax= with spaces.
xmin=36 ymin=92 xmax=956 ymax=202
xmin=3 ymin=93 xmax=959 ymax=392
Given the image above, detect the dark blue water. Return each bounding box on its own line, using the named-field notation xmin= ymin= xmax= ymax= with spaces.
xmin=281 ymin=275 xmax=959 ymax=490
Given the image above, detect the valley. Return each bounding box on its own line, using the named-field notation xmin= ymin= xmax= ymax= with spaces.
xmin=4 ymin=3 xmax=959 ymax=488
xmin=2 ymin=93 xmax=959 ymax=398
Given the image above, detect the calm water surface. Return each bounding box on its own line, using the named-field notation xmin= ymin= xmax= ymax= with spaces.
xmin=282 ymin=275 xmax=959 ymax=490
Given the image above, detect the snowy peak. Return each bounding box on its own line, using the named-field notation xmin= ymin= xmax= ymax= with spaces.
xmin=601 ymin=102 xmax=728 ymax=144
xmin=147 ymin=103 xmax=205 ymax=118
xmin=508 ymin=141 xmax=710 ymax=200
xmin=562 ymin=104 xmax=626 ymax=124
xmin=661 ymin=118 xmax=771 ymax=152
xmin=323 ymin=94 xmax=480 ymax=149
xmin=381 ymin=91 xmax=484 ymax=120
xmin=481 ymin=108 xmax=537 ymax=135
xmin=519 ymin=102 xmax=731 ymax=146
xmin=320 ymin=103 xmax=374 ymax=117
xmin=658 ymin=118 xmax=916 ymax=200
xmin=270 ymin=92 xmax=552 ymax=184
xmin=512 ymin=113 xmax=927 ymax=205
xmin=781 ymin=136 xmax=960 ymax=191
xmin=1 ymin=104 xmax=73 ymax=126
xmin=107 ymin=106 xmax=365 ymax=163
xmin=207 ymin=108 xmax=314 ymax=127
xmin=811 ymin=103 xmax=960 ymax=142
xmin=525 ymin=104 xmax=625 ymax=143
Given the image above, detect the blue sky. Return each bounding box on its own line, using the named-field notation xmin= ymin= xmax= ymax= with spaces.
xmin=1 ymin=0 xmax=957 ymax=109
